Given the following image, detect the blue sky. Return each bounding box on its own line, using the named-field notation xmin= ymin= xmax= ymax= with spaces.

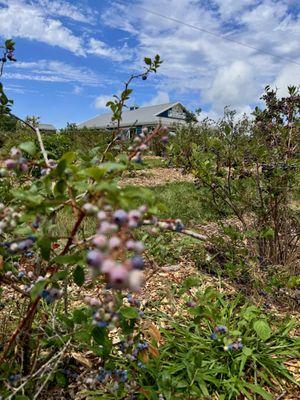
xmin=0 ymin=0 xmax=299 ymax=128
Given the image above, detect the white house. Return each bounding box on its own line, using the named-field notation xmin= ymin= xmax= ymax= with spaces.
xmin=78 ymin=102 xmax=189 ymax=135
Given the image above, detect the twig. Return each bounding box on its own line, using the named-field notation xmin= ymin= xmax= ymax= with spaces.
xmin=33 ymin=339 xmax=71 ymax=399
xmin=0 ymin=297 xmax=40 ymax=364
xmin=142 ymin=219 xmax=207 ymax=241
xmin=8 ymin=339 xmax=71 ymax=400
xmin=0 ymin=212 xmax=85 ymax=364
xmin=275 ymin=391 xmax=287 ymax=400
xmin=9 ymin=113 xmax=50 ymax=167
xmin=0 ymin=276 xmax=30 ymax=297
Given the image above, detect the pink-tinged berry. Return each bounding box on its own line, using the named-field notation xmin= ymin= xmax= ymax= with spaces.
xmin=90 ymin=298 xmax=101 ymax=307
xmin=126 ymin=240 xmax=144 ymax=253
xmin=139 ymin=144 xmax=148 ymax=151
xmin=101 ymin=259 xmax=116 ymax=273
xmin=93 ymin=234 xmax=107 ymax=248
xmin=10 ymin=147 xmax=22 ymax=158
xmin=128 ymin=270 xmax=144 ymax=291
xmin=97 ymin=211 xmax=107 ymax=221
xmin=139 ymin=205 xmax=147 ymax=213
xmin=99 ymin=221 xmax=117 ymax=234
xmin=161 ymin=135 xmax=169 ymax=143
xmin=87 ymin=250 xmax=103 ymax=268
xmin=108 ymin=236 xmax=121 ymax=250
xmin=128 ymin=210 xmax=141 ymax=221
xmin=84 ymin=296 xmax=92 ymax=305
xmin=142 ymin=127 xmax=148 ymax=135
xmin=108 ymin=265 xmax=129 ymax=288
xmin=186 ymin=300 xmax=196 ymax=308
xmin=126 ymin=240 xmax=136 ymax=251
xmin=5 ymin=159 xmax=17 ymax=170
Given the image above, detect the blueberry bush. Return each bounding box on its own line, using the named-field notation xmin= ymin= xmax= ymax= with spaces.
xmin=0 ymin=40 xmax=299 ymax=400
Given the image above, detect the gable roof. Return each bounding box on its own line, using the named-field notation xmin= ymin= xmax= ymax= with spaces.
xmin=78 ymin=102 xmax=186 ymax=129
xmin=38 ymin=123 xmax=56 ymax=131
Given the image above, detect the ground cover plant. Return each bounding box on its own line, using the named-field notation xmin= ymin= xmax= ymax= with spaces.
xmin=0 ymin=40 xmax=299 ymax=400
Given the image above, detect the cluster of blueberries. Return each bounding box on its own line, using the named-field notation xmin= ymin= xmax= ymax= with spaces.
xmin=85 ymin=293 xmax=119 ymax=331
xmin=4 ymin=236 xmax=36 ymax=255
xmin=119 ymin=338 xmax=148 ymax=366
xmin=84 ymin=205 xmax=147 ymax=292
xmin=4 ymin=147 xmax=29 ymax=173
xmin=128 ymin=126 xmax=169 ymax=164
xmin=97 ymin=367 xmax=128 ymax=383
xmin=210 ymin=325 xmax=243 ymax=351
xmin=41 ymin=288 xmax=63 ymax=305
xmin=0 ymin=203 xmax=20 ymax=236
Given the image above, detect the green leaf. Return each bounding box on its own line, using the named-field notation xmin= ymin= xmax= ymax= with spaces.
xmin=91 ymin=326 xmax=107 ymax=344
xmin=244 ymin=383 xmax=273 ymax=400
xmin=37 ymin=237 xmax=52 ymax=261
xmin=73 ymin=308 xmax=87 ymax=324
xmin=73 ymin=265 xmax=85 ymax=286
xmin=54 ymin=179 xmax=67 ymax=196
xmin=55 ymin=371 xmax=68 ymax=387
xmin=242 ymin=347 xmax=253 ymax=357
xmin=30 ymin=279 xmax=47 ymax=300
xmin=253 ymin=319 xmax=271 ymax=340
xmin=144 ymin=57 xmax=152 ymax=65
xmin=119 ymin=306 xmax=139 ymax=319
xmin=52 ymin=254 xmax=82 ymax=265
xmin=19 ymin=141 xmax=37 ymax=156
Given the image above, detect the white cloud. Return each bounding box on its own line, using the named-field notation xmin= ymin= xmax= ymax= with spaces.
xmin=34 ymin=0 xmax=96 ymax=24
xmin=143 ymin=91 xmax=170 ymax=106
xmin=102 ymin=0 xmax=300 ymax=116
xmin=205 ymin=60 xmax=260 ymax=113
xmin=0 ymin=0 xmax=85 ymax=55
xmin=0 ymin=0 xmax=133 ymax=61
xmin=94 ymin=94 xmax=112 ymax=110
xmin=271 ymin=64 xmax=300 ymax=97
xmin=87 ymin=38 xmax=134 ymax=62
xmin=73 ymin=85 xmax=83 ymax=94
xmin=5 ymin=60 xmax=101 ymax=85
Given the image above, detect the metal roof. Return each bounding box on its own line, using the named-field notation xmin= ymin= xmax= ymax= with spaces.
xmin=38 ymin=123 xmax=56 ymax=131
xmin=78 ymin=102 xmax=187 ymax=129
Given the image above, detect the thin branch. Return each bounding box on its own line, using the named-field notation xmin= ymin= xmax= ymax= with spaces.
xmin=9 ymin=113 xmax=50 ymax=167
xmin=33 ymin=339 xmax=71 ymax=400
xmin=142 ymin=219 xmax=207 ymax=241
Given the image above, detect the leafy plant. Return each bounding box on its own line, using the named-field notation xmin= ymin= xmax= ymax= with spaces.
xmin=130 ymin=287 xmax=299 ymax=400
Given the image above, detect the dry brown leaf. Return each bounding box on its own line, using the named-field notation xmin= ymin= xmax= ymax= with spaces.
xmin=0 ymin=255 xmax=3 ymax=270
xmin=139 ymin=349 xmax=149 ymax=363
xmin=148 ymin=343 xmax=159 ymax=358
xmin=71 ymin=352 xmax=92 ymax=369
xmin=149 ymin=323 xmax=161 ymax=343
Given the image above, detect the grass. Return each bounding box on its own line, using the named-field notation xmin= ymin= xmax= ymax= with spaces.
xmin=123 ymin=181 xmax=217 ymax=226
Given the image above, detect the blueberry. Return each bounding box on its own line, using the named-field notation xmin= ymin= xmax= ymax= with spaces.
xmin=215 ymin=325 xmax=227 ymax=334
xmin=87 ymin=250 xmax=103 ymax=268
xmin=97 ymin=321 xmax=108 ymax=328
xmin=210 ymin=333 xmax=218 ymax=340
xmin=113 ymin=209 xmax=128 ymax=225
xmin=131 ymin=256 xmax=144 ymax=270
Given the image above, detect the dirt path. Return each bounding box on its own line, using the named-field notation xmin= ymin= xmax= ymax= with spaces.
xmin=120 ymin=167 xmax=194 ymax=187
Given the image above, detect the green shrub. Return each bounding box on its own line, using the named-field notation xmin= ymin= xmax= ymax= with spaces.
xmin=129 ymin=287 xmax=299 ymax=400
